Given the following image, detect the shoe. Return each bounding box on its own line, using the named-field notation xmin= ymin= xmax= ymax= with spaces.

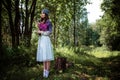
xmin=45 ymin=70 xmax=49 ymax=78
xmin=43 ymin=70 xmax=46 ymax=77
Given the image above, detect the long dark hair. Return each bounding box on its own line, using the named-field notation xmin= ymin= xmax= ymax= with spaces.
xmin=40 ymin=13 xmax=49 ymax=23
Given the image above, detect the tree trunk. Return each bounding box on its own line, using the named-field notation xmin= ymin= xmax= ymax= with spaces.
xmin=24 ymin=0 xmax=29 ymax=46
xmin=7 ymin=0 xmax=16 ymax=48
xmin=53 ymin=13 xmax=56 ymax=47
xmin=73 ymin=0 xmax=76 ymax=46
xmin=14 ymin=0 xmax=20 ymax=46
xmin=24 ymin=0 xmax=37 ymax=47
xmin=0 ymin=0 xmax=2 ymax=55
xmin=3 ymin=0 xmax=17 ymax=48
xmin=29 ymin=0 xmax=37 ymax=46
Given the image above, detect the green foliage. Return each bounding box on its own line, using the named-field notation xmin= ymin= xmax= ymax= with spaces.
xmin=2 ymin=46 xmax=120 ymax=80
xmin=1 ymin=0 xmax=120 ymax=80
xmin=85 ymin=26 xmax=100 ymax=46
xmin=98 ymin=14 xmax=120 ymax=50
xmin=88 ymin=46 xmax=120 ymax=58
xmin=98 ymin=0 xmax=120 ymax=50
xmin=34 ymin=0 xmax=89 ymax=47
xmin=1 ymin=0 xmax=90 ymax=48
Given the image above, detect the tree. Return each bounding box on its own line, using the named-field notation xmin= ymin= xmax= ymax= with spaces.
xmin=1 ymin=0 xmax=90 ymax=48
xmin=23 ymin=0 xmax=37 ymax=47
xmin=2 ymin=0 xmax=37 ymax=48
xmin=99 ymin=0 xmax=120 ymax=50
xmin=0 ymin=0 xmax=2 ymax=55
xmin=34 ymin=0 xmax=89 ymax=47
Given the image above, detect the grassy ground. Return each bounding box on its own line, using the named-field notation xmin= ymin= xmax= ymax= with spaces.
xmin=2 ymin=46 xmax=120 ymax=80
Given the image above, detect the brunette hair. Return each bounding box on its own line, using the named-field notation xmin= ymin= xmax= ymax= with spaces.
xmin=40 ymin=13 xmax=49 ymax=23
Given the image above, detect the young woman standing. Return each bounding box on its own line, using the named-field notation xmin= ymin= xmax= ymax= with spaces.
xmin=36 ymin=9 xmax=54 ymax=78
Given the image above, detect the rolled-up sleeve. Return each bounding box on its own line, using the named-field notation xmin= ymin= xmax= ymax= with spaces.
xmin=47 ymin=20 xmax=52 ymax=33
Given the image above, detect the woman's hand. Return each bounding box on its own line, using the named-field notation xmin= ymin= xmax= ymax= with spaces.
xmin=37 ymin=30 xmax=43 ymax=34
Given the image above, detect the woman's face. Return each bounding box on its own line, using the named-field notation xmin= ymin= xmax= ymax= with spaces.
xmin=41 ymin=12 xmax=45 ymax=18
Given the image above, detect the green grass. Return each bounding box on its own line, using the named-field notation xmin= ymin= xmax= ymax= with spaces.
xmin=2 ymin=46 xmax=120 ymax=80
xmin=88 ymin=46 xmax=120 ymax=58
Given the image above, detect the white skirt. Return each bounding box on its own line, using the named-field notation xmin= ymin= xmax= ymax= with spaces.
xmin=36 ymin=35 xmax=54 ymax=62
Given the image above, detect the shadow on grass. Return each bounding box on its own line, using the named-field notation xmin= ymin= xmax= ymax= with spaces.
xmin=1 ymin=48 xmax=120 ymax=80
xmin=100 ymin=55 xmax=120 ymax=80
xmin=75 ymin=53 xmax=120 ymax=80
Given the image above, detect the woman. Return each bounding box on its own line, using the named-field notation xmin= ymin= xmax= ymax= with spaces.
xmin=36 ymin=9 xmax=54 ymax=78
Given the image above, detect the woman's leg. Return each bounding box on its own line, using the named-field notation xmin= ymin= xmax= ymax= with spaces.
xmin=43 ymin=61 xmax=47 ymax=77
xmin=44 ymin=61 xmax=50 ymax=77
xmin=46 ymin=61 xmax=50 ymax=71
xmin=43 ymin=62 xmax=47 ymax=70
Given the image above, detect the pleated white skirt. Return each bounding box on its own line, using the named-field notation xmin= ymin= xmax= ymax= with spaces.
xmin=36 ymin=35 xmax=54 ymax=62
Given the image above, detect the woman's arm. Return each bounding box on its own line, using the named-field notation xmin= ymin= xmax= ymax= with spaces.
xmin=41 ymin=20 xmax=52 ymax=36
xmin=41 ymin=31 xmax=51 ymax=36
